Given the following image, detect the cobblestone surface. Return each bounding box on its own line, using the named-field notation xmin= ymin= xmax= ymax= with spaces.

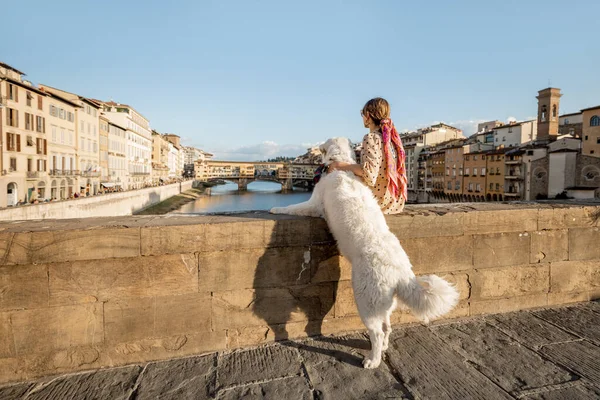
xmin=1 ymin=302 xmax=599 ymax=400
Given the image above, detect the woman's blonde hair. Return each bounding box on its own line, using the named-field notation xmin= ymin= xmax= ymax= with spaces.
xmin=362 ymin=97 xmax=390 ymax=126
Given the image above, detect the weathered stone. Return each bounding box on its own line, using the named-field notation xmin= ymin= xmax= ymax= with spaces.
xmin=445 ymin=273 xmax=471 ymax=301
xmin=320 ymin=315 xmax=367 ymax=336
xmin=569 ymin=227 xmax=600 ymax=261
xmin=386 ymin=326 xmax=513 ymax=400
xmin=0 ymin=233 xmax=12 ymax=266
xmin=521 ymin=383 xmax=600 ymax=400
xmin=0 ymin=313 xmax=14 ymax=358
xmin=534 ymin=305 xmax=600 ymax=345
xmin=226 ymin=320 xmax=323 ymax=348
xmin=333 ymin=280 xmax=357 ymax=318
xmin=264 ymin=218 xmax=312 ymax=248
xmin=23 ymin=365 xmax=141 ymax=400
xmin=310 ymin=253 xmax=351 ymax=284
xmin=5 ymin=228 xmax=140 ymax=265
xmin=550 ymin=261 xmax=600 ymax=294
xmin=464 ymin=209 xmax=538 ymax=235
xmin=470 ymin=265 xmax=549 ymax=300
xmin=217 ymin=345 xmax=301 ymax=389
xmin=134 ymin=354 xmax=216 ymax=400
xmin=218 ymin=376 xmax=313 ymax=400
xmin=299 ymin=334 xmax=411 ymax=399
xmin=11 ymin=303 xmax=103 ymax=356
xmin=104 ymin=293 xmax=211 ymax=343
xmin=140 ymin=224 xmax=205 ymax=256
xmin=470 ymin=294 xmax=548 ymax=315
xmin=212 ymin=284 xmax=335 ymax=331
xmin=393 ymin=300 xmax=470 ymax=325
xmin=388 ymin=211 xmax=464 ymax=239
xmin=400 ymin=235 xmax=473 ymax=273
xmin=48 ymin=254 xmax=198 ymax=306
xmin=432 ymin=321 xmax=574 ymax=394
xmin=0 ymin=381 xmax=33 ymax=399
xmin=488 ymin=311 xmax=577 ymax=349
xmin=205 ymin=221 xmax=266 ymax=251
xmin=538 ymin=206 xmax=600 ymax=230
xmin=548 ymin=289 xmax=600 ymax=306
xmin=198 ymin=247 xmax=312 ymax=292
xmin=310 ymin=217 xmax=334 ymax=244
xmin=0 ymin=264 xmax=48 ymax=311
xmin=530 ymin=230 xmax=568 ymax=264
xmin=473 ymin=232 xmax=531 ymax=268
xmin=539 ymin=340 xmax=600 ymax=383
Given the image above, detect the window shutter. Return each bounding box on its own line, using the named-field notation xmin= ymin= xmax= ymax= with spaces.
xmin=5 ymin=82 xmax=8 ymax=97
xmin=17 ymin=134 xmax=21 ymax=152
xmin=43 ymin=160 xmax=47 ymax=172
xmin=38 ymin=95 xmax=43 ymax=110
xmin=44 ymin=139 xmax=47 ymax=155
xmin=15 ymin=110 xmax=19 ymax=128
xmin=14 ymin=85 xmax=18 ymax=102
xmin=5 ymin=132 xmax=9 ymax=151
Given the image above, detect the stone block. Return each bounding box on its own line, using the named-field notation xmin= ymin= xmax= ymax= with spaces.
xmin=198 ymin=247 xmax=313 ymax=292
xmin=548 ymin=289 xmax=600 ymax=306
xmin=569 ymin=227 xmax=600 ymax=261
xmin=310 ymin=251 xmax=351 ymax=284
xmin=400 ymin=235 xmax=473 ymax=273
xmin=10 ymin=303 xmax=103 ymax=356
xmin=212 ymin=284 xmax=335 ymax=330
xmin=550 ymin=260 xmax=600 ymax=294
xmin=473 ymin=232 xmax=530 ymax=268
xmin=264 ymin=218 xmax=312 ymax=248
xmin=470 ymin=293 xmax=547 ymax=316
xmin=530 ymin=230 xmax=568 ymax=263
xmin=470 ymin=265 xmax=549 ymax=300
xmin=226 ymin=320 xmax=324 ymax=348
xmin=140 ymin=224 xmax=205 ymax=256
xmin=0 ymin=264 xmax=48 ymax=311
xmin=204 ymin=221 xmax=267 ymax=251
xmin=321 ymin=315 xmax=367 ymax=335
xmin=49 ymin=254 xmax=198 ymax=306
xmin=104 ymin=293 xmax=211 ymax=344
xmin=538 ymin=206 xmax=600 ymax=230
xmin=5 ymin=228 xmax=140 ymax=265
xmin=0 ymin=313 xmax=15 ymax=358
xmin=391 ymin=300 xmax=469 ymax=325
xmin=334 ymin=281 xmax=357 ymax=318
xmin=464 ymin=209 xmax=538 ymax=235
xmin=387 ymin=211 xmax=464 ymax=239
xmin=0 ymin=233 xmax=12 ymax=265
xmin=310 ymin=218 xmax=335 ymax=244
xmin=444 ymin=273 xmax=471 ymax=301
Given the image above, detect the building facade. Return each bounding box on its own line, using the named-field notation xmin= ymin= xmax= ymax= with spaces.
xmin=99 ymin=116 xmax=109 ymax=183
xmin=463 ymin=152 xmax=487 ymax=201
xmin=493 ymin=120 xmax=537 ymax=148
xmin=581 ymin=105 xmax=600 ymax=156
xmin=107 ymin=122 xmax=127 ymax=189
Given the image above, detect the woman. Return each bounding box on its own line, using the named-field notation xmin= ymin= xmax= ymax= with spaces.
xmin=329 ymin=97 xmax=407 ymax=214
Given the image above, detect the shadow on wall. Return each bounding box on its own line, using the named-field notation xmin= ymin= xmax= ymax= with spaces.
xmin=251 ymin=215 xmax=340 ymax=342
xmin=133 ymin=191 xmax=161 ymax=214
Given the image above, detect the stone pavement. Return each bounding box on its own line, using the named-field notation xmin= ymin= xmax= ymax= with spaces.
xmin=2 ymin=301 xmax=599 ymax=400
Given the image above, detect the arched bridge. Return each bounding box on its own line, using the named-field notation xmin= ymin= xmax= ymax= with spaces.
xmin=198 ymin=161 xmax=321 ymax=191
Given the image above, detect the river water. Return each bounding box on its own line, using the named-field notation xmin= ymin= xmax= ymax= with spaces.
xmin=172 ymin=181 xmax=312 ymax=214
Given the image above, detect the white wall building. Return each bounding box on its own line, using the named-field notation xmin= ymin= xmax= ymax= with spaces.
xmin=107 ymin=121 xmax=128 ymax=189
xmin=493 ymin=120 xmax=538 ymax=148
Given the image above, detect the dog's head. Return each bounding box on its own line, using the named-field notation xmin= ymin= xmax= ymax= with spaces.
xmin=319 ymin=137 xmax=356 ymax=165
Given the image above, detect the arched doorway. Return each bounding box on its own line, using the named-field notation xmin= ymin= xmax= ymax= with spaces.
xmin=492 ymin=194 xmax=498 ymax=201
xmin=7 ymin=182 xmax=18 ymax=206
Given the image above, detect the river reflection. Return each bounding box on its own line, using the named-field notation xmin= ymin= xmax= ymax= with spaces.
xmin=171 ymin=181 xmax=312 ymax=214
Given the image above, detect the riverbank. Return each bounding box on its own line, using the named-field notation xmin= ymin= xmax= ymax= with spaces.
xmin=135 ymin=187 xmax=207 ymax=215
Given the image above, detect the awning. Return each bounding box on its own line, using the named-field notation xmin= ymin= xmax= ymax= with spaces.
xmin=101 ymin=182 xmax=116 ymax=188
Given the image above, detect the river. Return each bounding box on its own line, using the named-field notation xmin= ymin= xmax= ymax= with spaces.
xmin=171 ymin=181 xmax=312 ymax=214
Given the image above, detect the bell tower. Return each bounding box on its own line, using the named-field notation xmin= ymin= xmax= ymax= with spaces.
xmin=536 ymin=87 xmax=562 ymax=141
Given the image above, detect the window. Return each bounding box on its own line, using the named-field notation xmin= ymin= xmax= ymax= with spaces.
xmin=490 ymin=183 xmax=493 ymax=190
xmin=6 ymin=108 xmax=18 ymax=127
xmin=496 ymin=167 xmax=500 ymax=174
xmin=473 ymin=168 xmax=478 ymax=176
xmin=465 ymin=155 xmax=470 ymax=161
xmin=585 ymin=136 xmax=589 ymax=140
xmin=36 ymin=116 xmax=45 ymax=133
xmin=591 ymin=116 xmax=600 ymax=127
xmin=552 ymin=104 xmax=557 ymax=120
xmin=481 ymin=168 xmax=486 ymax=176
xmin=541 ymin=105 xmax=547 ymax=122
xmin=455 ymin=181 xmax=460 ymax=190
xmin=6 ymin=132 xmax=21 ymax=151
xmin=446 ymin=167 xmax=450 ymax=176
xmin=93 ymin=142 xmax=97 ymax=153
xmin=508 ymin=127 xmax=513 ymax=133
xmin=52 ymin=126 xmax=57 ymax=142
xmin=482 ymin=155 xmax=486 ymax=160
xmin=474 ymin=155 xmax=477 ymax=161
xmin=61 ymin=129 xmax=65 ymax=144
xmin=476 ymin=183 xmax=481 ymax=192
xmin=465 ymin=168 xmax=470 ymax=176
xmin=502 ymin=136 xmax=506 ymax=141
xmin=447 ymin=181 xmax=452 ymax=190
xmin=37 ymin=95 xmax=43 ymax=110
xmin=10 ymin=157 xmax=17 ymax=172
xmin=468 ymin=183 xmax=473 ymax=191
xmin=25 ymin=113 xmax=33 ymax=130
xmin=26 ymin=92 xmax=32 ymax=107
xmin=59 ymin=109 xmax=65 ymax=119
xmin=496 ymin=183 xmax=500 ymax=191
xmin=26 ymin=135 xmax=34 ymax=146
xmin=597 ymin=138 xmax=600 ymax=144
xmin=495 ymin=137 xmax=498 ymax=142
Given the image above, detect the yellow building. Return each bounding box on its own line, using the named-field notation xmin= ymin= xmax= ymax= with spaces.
xmin=99 ymin=116 xmax=109 ymax=182
xmin=581 ymin=105 xmax=600 ymax=157
xmin=485 ymin=150 xmax=506 ymax=201
xmin=463 ymin=152 xmax=487 ymax=201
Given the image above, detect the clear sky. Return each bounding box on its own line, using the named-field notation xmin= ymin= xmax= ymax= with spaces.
xmin=3 ymin=0 xmax=599 ymax=160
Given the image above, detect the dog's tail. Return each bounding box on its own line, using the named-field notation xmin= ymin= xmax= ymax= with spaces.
xmin=396 ymin=275 xmax=460 ymax=323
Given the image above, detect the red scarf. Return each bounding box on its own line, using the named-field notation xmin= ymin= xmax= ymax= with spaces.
xmin=380 ymin=118 xmax=407 ymax=201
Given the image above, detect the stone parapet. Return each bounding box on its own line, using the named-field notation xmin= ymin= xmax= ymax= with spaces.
xmin=0 ymin=202 xmax=599 ymax=384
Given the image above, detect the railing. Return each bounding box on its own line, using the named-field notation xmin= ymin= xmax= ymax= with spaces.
xmin=80 ymin=171 xmax=101 ymax=177
xmin=26 ymin=171 xmax=42 ymax=179
xmin=49 ymin=169 xmax=79 ymax=176
xmin=130 ymin=172 xmax=151 ymax=176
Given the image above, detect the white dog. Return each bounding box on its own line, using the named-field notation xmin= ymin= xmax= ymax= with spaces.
xmin=271 ymin=137 xmax=459 ymax=369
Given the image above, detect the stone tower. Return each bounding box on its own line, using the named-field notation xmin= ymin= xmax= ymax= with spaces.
xmin=536 ymin=88 xmax=562 ymax=141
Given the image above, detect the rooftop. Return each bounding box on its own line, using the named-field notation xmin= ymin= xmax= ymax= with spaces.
xmin=0 ymin=61 xmax=25 ymax=76
xmin=1 ymin=302 xmax=597 ymax=399
xmin=581 ymin=105 xmax=600 ymax=112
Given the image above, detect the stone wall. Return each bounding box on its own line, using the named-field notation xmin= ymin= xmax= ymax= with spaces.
xmin=0 ymin=180 xmax=193 ymax=221
xmin=1 ymin=203 xmax=599 ymax=384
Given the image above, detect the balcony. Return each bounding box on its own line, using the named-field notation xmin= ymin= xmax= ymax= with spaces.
xmin=26 ymin=171 xmax=45 ymax=180
xmin=505 ymin=159 xmax=522 ymax=165
xmin=505 ymin=175 xmax=523 ymax=180
xmin=131 ymin=171 xmax=151 ymax=176
xmin=50 ymin=169 xmax=78 ymax=176
xmin=80 ymin=171 xmax=101 ymax=178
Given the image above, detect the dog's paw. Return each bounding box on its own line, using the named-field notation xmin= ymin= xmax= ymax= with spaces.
xmin=269 ymin=207 xmax=284 ymax=214
xmin=363 ymin=357 xmax=381 ymax=369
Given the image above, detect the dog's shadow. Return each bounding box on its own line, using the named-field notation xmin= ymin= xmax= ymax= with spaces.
xmin=244 ymin=211 xmax=367 ymax=366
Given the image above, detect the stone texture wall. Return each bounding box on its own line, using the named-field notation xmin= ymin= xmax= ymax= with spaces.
xmin=0 ymin=203 xmax=599 ymax=384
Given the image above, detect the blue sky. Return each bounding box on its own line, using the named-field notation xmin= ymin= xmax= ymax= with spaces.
xmin=3 ymin=0 xmax=599 ymax=160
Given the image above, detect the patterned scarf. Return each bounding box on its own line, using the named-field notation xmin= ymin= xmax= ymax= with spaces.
xmin=380 ymin=118 xmax=407 ymax=201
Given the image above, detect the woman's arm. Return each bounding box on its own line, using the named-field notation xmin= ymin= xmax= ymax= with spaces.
xmin=327 ymin=162 xmax=364 ymax=176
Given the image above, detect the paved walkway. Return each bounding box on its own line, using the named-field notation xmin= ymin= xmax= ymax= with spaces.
xmin=2 ymin=301 xmax=599 ymax=400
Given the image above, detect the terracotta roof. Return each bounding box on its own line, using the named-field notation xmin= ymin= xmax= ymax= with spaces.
xmin=43 ymin=90 xmax=82 ymax=108
xmin=580 ymin=105 xmax=600 ymax=112
xmin=1 ymin=76 xmax=46 ymax=96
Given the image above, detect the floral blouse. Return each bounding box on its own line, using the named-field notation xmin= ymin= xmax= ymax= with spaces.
xmin=360 ymin=130 xmax=405 ymax=214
